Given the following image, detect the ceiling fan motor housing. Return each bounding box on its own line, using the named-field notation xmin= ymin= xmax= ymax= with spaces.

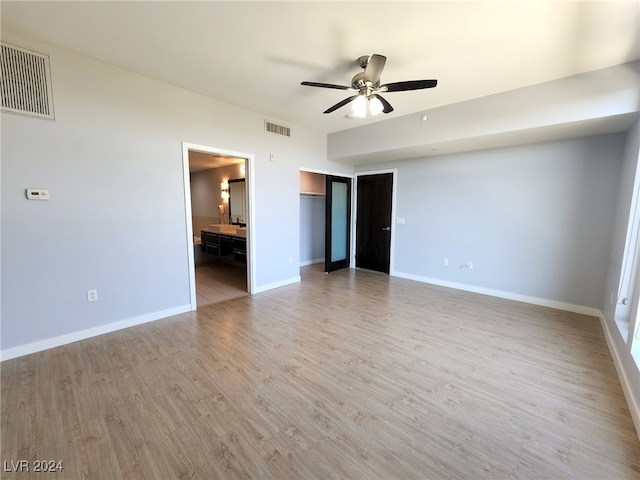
xmin=351 ymin=72 xmax=378 ymax=92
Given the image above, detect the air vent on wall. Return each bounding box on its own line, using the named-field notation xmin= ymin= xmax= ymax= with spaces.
xmin=1 ymin=42 xmax=55 ymax=120
xmin=265 ymin=120 xmax=291 ymax=137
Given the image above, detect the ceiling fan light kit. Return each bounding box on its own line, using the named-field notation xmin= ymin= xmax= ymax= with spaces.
xmin=301 ymin=54 xmax=437 ymax=117
xmin=352 ymin=95 xmax=367 ymax=118
xmin=369 ymin=96 xmax=384 ymax=115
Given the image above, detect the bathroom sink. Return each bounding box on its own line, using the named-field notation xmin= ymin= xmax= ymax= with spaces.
xmin=209 ymin=224 xmax=237 ymax=234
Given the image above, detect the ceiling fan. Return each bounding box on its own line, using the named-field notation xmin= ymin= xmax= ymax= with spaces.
xmin=301 ymin=54 xmax=437 ymax=117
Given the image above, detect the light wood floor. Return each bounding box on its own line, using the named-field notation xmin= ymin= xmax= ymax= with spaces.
xmin=2 ymin=264 xmax=639 ymax=479
xmin=195 ymin=261 xmax=247 ymax=307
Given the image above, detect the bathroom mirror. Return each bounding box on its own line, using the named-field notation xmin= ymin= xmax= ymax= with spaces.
xmin=228 ymin=178 xmax=246 ymax=225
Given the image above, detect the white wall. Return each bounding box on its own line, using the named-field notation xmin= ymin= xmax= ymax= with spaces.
xmin=603 ymin=118 xmax=640 ymax=326
xmin=356 ymin=134 xmax=624 ymax=311
xmin=0 ymin=32 xmax=352 ymax=356
xmin=601 ymin=118 xmax=640 ymax=436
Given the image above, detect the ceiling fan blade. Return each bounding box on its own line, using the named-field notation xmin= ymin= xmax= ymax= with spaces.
xmin=373 ymin=94 xmax=394 ymax=114
xmin=323 ymin=95 xmax=359 ymax=114
xmin=380 ymin=79 xmax=438 ymax=92
xmin=363 ymin=54 xmax=386 ymax=86
xmin=301 ymin=81 xmax=352 ymax=90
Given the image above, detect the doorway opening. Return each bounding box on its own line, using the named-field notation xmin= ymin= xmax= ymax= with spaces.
xmin=300 ymin=170 xmax=326 ymax=268
xmin=182 ymin=143 xmax=255 ymax=310
xmin=299 ymin=168 xmax=353 ymax=275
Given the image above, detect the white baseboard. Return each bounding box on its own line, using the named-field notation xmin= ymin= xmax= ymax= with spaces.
xmin=392 ymin=270 xmax=639 ymax=441
xmin=254 ymin=276 xmax=301 ymax=294
xmin=0 ymin=304 xmax=192 ymax=362
xmin=299 ymin=258 xmax=324 ymax=267
xmin=2 ymin=274 xmax=304 ymax=360
xmin=599 ymin=313 xmax=640 ymax=442
xmin=392 ymin=271 xmax=601 ymax=317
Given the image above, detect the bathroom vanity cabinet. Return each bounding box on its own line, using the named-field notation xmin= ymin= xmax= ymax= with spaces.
xmin=201 ymin=230 xmax=247 ymax=264
xmin=232 ymin=237 xmax=247 ymax=264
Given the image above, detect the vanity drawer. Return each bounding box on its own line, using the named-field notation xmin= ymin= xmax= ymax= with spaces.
xmin=233 ymin=237 xmax=246 ymax=251
xmin=219 ymin=235 xmax=234 ymax=256
xmin=201 ymin=231 xmax=217 ymax=244
xmin=233 ymin=237 xmax=247 ymax=263
xmin=200 ymin=230 xmax=244 ymax=261
xmin=201 ymin=231 xmax=219 ymax=256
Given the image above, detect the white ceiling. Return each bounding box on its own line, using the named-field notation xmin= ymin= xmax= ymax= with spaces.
xmin=188 ymin=151 xmax=245 ymax=173
xmin=1 ymin=1 xmax=638 ymax=136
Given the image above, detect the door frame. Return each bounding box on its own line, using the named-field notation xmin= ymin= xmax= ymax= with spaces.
xmin=325 ymin=175 xmax=352 ymax=273
xmin=353 ymin=169 xmax=398 ymax=275
xmin=299 ymin=167 xmax=354 ymax=272
xmin=182 ymin=142 xmax=256 ymax=310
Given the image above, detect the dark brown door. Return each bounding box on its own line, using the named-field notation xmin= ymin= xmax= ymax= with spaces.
xmin=356 ymin=173 xmax=393 ymax=273
xmin=325 ymin=175 xmax=352 ymax=273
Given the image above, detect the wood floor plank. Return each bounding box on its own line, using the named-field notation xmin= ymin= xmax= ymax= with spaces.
xmin=2 ymin=264 xmax=639 ymax=479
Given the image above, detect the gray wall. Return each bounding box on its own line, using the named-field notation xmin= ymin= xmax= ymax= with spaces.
xmin=356 ymin=134 xmax=624 ymax=309
xmin=191 ymin=164 xmax=242 ymax=218
xmin=300 ymin=195 xmax=325 ymax=265
xmin=0 ymin=32 xmax=352 ymax=354
xmin=2 ymin=29 xmax=638 ymax=427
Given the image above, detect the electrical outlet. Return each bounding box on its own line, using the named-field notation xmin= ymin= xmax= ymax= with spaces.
xmin=87 ymin=289 xmax=98 ymax=302
xmin=443 ymin=258 xmax=449 ymax=266
xmin=396 ymin=217 xmax=405 ymax=224
xmin=466 ymin=261 xmax=473 ymax=270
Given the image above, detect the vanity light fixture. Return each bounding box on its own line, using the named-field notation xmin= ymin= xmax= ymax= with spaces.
xmin=221 ymin=182 xmax=229 ymax=199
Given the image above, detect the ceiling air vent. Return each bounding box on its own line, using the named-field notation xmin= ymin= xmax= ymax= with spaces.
xmin=1 ymin=42 xmax=55 ymax=120
xmin=265 ymin=120 xmax=291 ymax=137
